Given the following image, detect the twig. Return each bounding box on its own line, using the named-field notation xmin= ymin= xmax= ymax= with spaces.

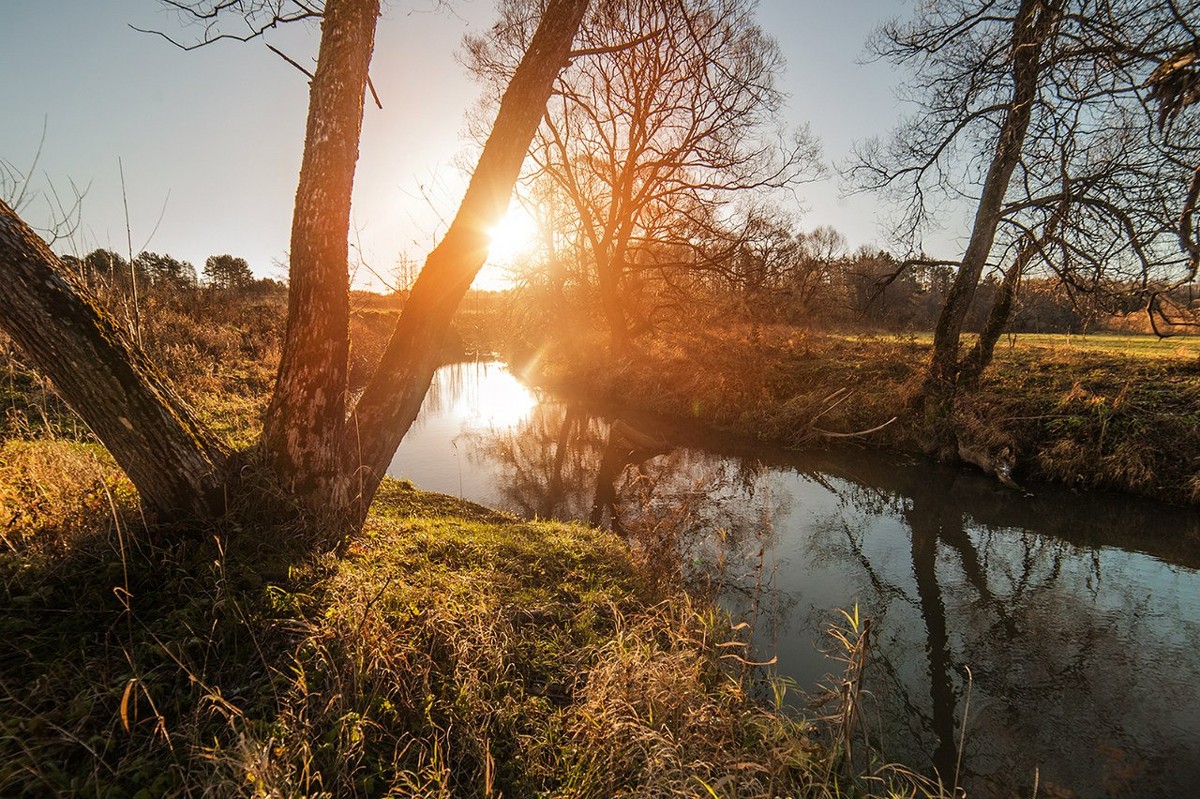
xmin=810 ymin=416 xmax=899 ymax=439
xmin=265 ymin=42 xmax=314 ymax=79
xmin=118 ymin=158 xmax=142 ymax=348
xmin=367 ymin=75 xmax=382 ymax=109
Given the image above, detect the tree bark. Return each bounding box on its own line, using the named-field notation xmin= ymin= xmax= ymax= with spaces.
xmin=262 ymin=0 xmax=380 ymax=510
xmin=0 ymin=200 xmax=229 ymax=518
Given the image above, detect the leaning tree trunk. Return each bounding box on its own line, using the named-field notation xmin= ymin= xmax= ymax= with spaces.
xmin=0 ymin=200 xmax=230 ymax=519
xmin=921 ymin=0 xmax=1060 ymax=454
xmin=342 ymin=0 xmax=592 ymax=527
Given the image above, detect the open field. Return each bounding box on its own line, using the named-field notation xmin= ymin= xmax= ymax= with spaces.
xmin=894 ymin=331 xmax=1200 ymax=360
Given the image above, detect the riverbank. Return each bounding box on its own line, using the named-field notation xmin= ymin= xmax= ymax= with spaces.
xmin=0 ymin=437 xmax=960 ymax=797
xmin=514 ymin=323 xmax=1200 ymax=506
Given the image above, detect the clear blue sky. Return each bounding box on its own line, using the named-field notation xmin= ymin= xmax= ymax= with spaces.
xmin=1 ymin=0 xmax=934 ymax=287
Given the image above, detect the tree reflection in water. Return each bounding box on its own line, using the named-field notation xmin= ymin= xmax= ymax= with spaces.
xmin=462 ymin=402 xmax=784 ymax=593
xmin=390 ymin=361 xmax=1200 ymax=799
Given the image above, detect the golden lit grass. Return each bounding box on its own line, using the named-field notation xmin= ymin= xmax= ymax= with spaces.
xmin=226 ymin=481 xmax=826 ymax=797
xmin=961 ymin=336 xmax=1200 ymax=497
xmin=984 ymin=331 xmax=1200 ymax=359
xmin=0 ymin=439 xmax=128 ymax=553
xmin=2 ymin=289 xmax=499 ymax=451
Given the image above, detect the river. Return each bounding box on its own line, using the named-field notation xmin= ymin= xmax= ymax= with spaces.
xmin=388 ymin=360 xmax=1200 ymax=798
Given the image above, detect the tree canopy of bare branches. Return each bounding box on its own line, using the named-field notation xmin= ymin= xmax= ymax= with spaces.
xmin=467 ymin=0 xmax=821 ymax=351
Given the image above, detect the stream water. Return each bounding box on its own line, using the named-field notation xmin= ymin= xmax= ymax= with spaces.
xmin=388 ymin=360 xmax=1200 ymax=798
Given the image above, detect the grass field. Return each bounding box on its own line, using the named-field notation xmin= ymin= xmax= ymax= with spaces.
xmin=876 ymin=330 xmax=1200 ymax=359
xmin=1007 ymin=331 xmax=1200 ymax=359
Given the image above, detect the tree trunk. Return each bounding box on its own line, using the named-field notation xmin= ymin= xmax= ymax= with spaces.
xmin=958 ymin=236 xmax=1034 ymax=389
xmin=597 ymin=250 xmax=632 ymax=354
xmin=343 ymin=0 xmax=591 ymax=527
xmin=0 ymin=200 xmax=229 ymax=519
xmin=925 ymin=0 xmax=1058 ymax=386
xmin=921 ymin=0 xmax=1060 ymax=453
xmin=262 ymin=0 xmax=379 ymax=512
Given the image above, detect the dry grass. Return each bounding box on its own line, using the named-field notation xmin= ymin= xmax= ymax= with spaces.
xmin=0 ymin=439 xmax=127 ymax=555
xmin=2 ymin=287 xmax=501 ymax=453
xmin=529 ymin=321 xmax=1200 ymax=505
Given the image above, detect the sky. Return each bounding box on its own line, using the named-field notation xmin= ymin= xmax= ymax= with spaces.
xmin=1 ymin=0 xmax=924 ymax=289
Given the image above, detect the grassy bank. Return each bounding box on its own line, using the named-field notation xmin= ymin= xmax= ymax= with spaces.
xmin=0 ymin=438 xmax=953 ymax=797
xmin=521 ymin=323 xmax=1200 ymax=505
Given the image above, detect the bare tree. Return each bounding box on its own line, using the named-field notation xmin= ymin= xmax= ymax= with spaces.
xmin=853 ymin=0 xmax=1064 ymax=443
xmin=849 ymin=0 xmax=1195 ymax=455
xmin=466 ymin=0 xmax=820 ymax=353
xmin=0 ymin=0 xmax=591 ymax=536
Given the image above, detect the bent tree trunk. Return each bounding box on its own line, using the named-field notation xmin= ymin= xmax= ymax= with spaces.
xmin=921 ymin=0 xmax=1060 ymax=454
xmin=0 ymin=0 xmax=591 ymax=533
xmin=344 ymin=0 xmax=591 ymax=527
xmin=0 ymin=201 xmax=230 ymax=518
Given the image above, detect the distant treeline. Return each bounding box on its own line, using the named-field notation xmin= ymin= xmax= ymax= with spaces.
xmin=61 ymin=248 xmax=284 ymax=296
xmin=64 ymin=240 xmax=1190 ymax=340
xmin=502 ymin=221 xmax=1185 ymax=337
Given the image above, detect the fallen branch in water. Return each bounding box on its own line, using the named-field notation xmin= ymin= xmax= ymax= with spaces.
xmin=957 ymin=440 xmax=1024 ymax=491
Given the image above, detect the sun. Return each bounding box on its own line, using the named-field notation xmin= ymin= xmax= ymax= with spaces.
xmin=487 ymin=206 xmax=540 ymax=264
xmin=473 ymin=207 xmax=540 ymax=291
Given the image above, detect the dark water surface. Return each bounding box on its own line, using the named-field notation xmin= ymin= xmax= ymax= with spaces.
xmin=389 ymin=361 xmax=1200 ymax=798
